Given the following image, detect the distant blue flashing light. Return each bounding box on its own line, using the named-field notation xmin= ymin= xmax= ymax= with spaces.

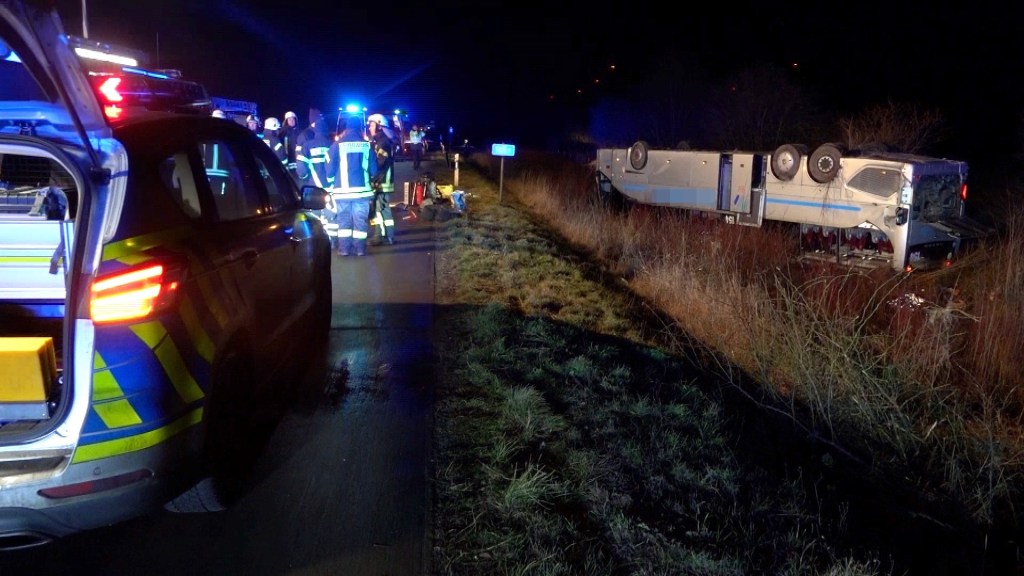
xmin=122 ymin=66 xmax=169 ymax=79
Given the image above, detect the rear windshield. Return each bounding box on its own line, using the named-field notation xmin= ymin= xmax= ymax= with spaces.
xmin=913 ymin=174 xmax=962 ymax=223
xmin=0 ymin=54 xmax=47 ymax=102
xmin=0 ymin=151 xmax=78 ymax=220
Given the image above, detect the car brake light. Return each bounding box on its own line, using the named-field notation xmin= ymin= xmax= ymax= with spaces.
xmin=90 ymin=262 xmax=184 ymax=323
xmin=960 ymin=183 xmax=968 ymax=201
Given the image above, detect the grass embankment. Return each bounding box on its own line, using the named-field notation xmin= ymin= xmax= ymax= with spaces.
xmin=427 ymin=160 xmax=886 ymax=575
xmin=427 ymin=150 xmax=1024 ymax=574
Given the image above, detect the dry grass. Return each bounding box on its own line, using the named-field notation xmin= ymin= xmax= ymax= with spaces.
xmin=430 ymin=156 xmax=888 ymax=574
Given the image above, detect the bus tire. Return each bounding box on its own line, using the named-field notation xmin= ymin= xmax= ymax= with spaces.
xmin=628 ymin=140 xmax=649 ymax=170
xmin=808 ymin=143 xmax=843 ymax=183
xmin=770 ymin=144 xmax=806 ymax=181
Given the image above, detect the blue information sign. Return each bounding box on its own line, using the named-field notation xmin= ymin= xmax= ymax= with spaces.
xmin=491 ymin=143 xmax=516 ymax=157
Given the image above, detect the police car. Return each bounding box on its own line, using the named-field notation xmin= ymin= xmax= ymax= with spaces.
xmin=0 ymin=0 xmax=331 ymax=548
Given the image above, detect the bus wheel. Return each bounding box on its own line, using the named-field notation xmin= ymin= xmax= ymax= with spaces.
xmin=771 ymin=143 xmax=806 ymax=181
xmin=628 ymin=140 xmax=650 ymax=170
xmin=809 ymin=143 xmax=843 ymax=183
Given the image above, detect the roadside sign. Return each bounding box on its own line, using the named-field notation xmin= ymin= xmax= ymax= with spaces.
xmin=490 ymin=143 xmax=515 ymax=202
xmin=491 ymin=143 xmax=516 ymax=157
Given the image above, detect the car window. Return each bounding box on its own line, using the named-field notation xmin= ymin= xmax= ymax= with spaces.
xmin=253 ymin=153 xmax=296 ymax=212
xmin=158 ymin=151 xmax=202 ymax=218
xmin=200 ymin=139 xmax=261 ymax=221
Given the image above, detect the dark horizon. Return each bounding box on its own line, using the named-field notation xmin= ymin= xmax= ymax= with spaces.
xmin=51 ymin=1 xmax=1023 ymax=181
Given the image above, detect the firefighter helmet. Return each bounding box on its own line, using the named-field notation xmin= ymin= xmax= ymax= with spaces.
xmin=211 ymin=109 xmax=226 ymax=119
xmin=264 ymin=117 xmax=281 ymax=131
xmin=284 ymin=111 xmax=298 ymax=121
xmin=367 ymin=113 xmax=389 ymax=128
xmin=246 ymin=114 xmax=259 ymax=126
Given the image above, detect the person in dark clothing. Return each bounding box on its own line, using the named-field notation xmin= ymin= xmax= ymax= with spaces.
xmin=262 ymin=117 xmax=287 ymax=167
xmin=366 ymin=113 xmax=396 ymax=245
xmin=279 ymin=110 xmax=300 ymax=180
xmin=294 ymin=108 xmax=329 ymax=189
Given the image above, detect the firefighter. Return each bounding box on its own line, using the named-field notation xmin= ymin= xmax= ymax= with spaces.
xmin=326 ymin=116 xmax=374 ymax=256
xmin=294 ymin=108 xmax=330 ymax=189
xmin=366 ymin=113 xmax=396 ymax=246
xmin=279 ymin=110 xmax=300 ymax=179
xmin=245 ymin=114 xmax=261 ymax=136
xmin=262 ymin=117 xmax=287 ymax=166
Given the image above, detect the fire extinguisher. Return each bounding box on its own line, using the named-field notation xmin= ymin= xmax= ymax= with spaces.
xmin=414 ymin=181 xmax=425 ymax=206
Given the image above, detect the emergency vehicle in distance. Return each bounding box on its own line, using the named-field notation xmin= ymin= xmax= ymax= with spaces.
xmin=596 ymin=141 xmax=993 ymax=272
xmin=0 ymin=0 xmax=331 ymax=548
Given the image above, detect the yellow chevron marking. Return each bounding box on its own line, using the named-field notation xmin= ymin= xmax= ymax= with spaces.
xmin=101 ymin=227 xmax=192 ymax=262
xmin=71 ymin=407 xmax=204 ymax=463
xmin=114 ymin=253 xmax=153 ymax=266
xmin=93 ymin=398 xmax=143 ymax=428
xmin=92 ymin=352 xmax=125 ymax=401
xmin=195 ymin=271 xmax=230 ymax=329
xmin=129 ymin=321 xmax=205 ymax=403
xmin=179 ymin=296 xmax=215 ymax=363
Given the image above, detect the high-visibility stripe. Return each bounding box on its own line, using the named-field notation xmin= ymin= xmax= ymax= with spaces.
xmin=91 ymin=352 xmax=144 ymax=427
xmin=92 ymin=352 xmax=126 ymax=401
xmin=179 ymin=295 xmax=215 ymax=363
xmin=93 ymin=399 xmax=144 ymax=428
xmin=194 ymin=268 xmax=230 ymax=329
xmin=72 ymin=407 xmax=203 ymax=463
xmin=101 ymin=227 xmax=192 ymax=262
xmin=129 ymin=321 xmax=205 ymax=404
xmin=0 ymin=256 xmax=49 ymax=264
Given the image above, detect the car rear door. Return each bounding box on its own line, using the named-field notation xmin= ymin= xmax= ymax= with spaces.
xmin=0 ymin=0 xmax=122 ymax=453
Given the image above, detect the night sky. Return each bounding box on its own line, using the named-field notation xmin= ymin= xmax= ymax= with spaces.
xmin=49 ymin=1 xmax=1023 ymax=180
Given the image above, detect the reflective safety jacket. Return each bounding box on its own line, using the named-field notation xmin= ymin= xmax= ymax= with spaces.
xmin=323 ymin=138 xmax=373 ymax=238
xmin=262 ymin=130 xmax=287 ymax=166
xmin=295 ymin=124 xmax=331 ymax=188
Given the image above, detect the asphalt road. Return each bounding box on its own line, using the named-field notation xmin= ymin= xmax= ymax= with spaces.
xmin=0 ymin=158 xmax=442 ymax=576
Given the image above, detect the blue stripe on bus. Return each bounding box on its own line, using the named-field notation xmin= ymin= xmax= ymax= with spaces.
xmin=765 ymin=197 xmax=861 ymax=212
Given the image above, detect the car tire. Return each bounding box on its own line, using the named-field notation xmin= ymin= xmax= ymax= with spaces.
xmin=201 ymin=345 xmax=279 ymax=509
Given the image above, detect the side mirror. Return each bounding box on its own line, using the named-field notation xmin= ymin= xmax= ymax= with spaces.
xmin=895 ymin=207 xmax=908 ymax=226
xmin=301 ymin=185 xmax=327 ymax=210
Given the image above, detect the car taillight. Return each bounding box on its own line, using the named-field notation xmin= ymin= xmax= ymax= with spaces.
xmin=960 ymin=183 xmax=968 ymax=201
xmin=90 ymin=262 xmax=184 ymax=323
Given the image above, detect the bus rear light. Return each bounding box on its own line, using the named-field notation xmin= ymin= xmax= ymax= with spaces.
xmin=103 ymin=105 xmax=123 ymax=120
xmin=96 ymin=76 xmax=123 ymax=103
xmin=90 ymin=262 xmax=185 ymax=323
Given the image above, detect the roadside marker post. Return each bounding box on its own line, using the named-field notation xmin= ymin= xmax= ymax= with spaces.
xmin=491 ymin=143 xmax=516 ymax=203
